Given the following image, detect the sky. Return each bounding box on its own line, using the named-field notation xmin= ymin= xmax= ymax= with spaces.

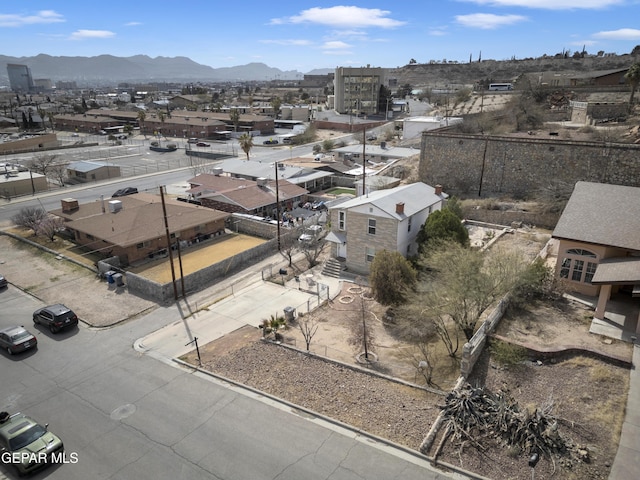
xmin=1 ymin=1 xmax=639 ymax=73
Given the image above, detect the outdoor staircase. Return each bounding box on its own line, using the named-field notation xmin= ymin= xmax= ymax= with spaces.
xmin=322 ymin=257 xmax=345 ymax=278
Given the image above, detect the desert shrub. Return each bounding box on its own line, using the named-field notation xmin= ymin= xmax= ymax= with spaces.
xmin=489 ymin=339 xmax=528 ymax=366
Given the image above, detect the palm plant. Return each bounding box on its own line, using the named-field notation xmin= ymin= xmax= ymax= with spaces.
xmin=238 ymin=133 xmax=253 ymax=160
xmin=260 ymin=313 xmax=286 ymax=340
xmin=624 ymin=63 xmax=640 ymax=112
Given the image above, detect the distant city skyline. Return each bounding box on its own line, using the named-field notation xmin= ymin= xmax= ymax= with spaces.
xmin=1 ymin=2 xmax=639 ymax=73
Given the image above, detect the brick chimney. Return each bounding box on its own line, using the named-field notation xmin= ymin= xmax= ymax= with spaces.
xmin=396 ymin=202 xmax=405 ymax=214
xmin=61 ymin=198 xmax=79 ymax=213
xmin=435 ymin=184 xmax=443 ymax=196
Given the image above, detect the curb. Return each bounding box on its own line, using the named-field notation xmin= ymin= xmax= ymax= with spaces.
xmin=172 ymin=358 xmax=490 ymax=480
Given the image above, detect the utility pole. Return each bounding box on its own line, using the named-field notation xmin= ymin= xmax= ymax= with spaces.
xmin=362 ymin=129 xmax=366 ymax=196
xmin=160 ymin=186 xmax=178 ymax=301
xmin=274 ymin=161 xmax=281 ymax=251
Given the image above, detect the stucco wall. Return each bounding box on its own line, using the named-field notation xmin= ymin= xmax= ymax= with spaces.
xmin=419 ymin=132 xmax=640 ymax=198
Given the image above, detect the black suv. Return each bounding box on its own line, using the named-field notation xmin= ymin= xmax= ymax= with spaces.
xmin=33 ymin=304 xmax=79 ymax=333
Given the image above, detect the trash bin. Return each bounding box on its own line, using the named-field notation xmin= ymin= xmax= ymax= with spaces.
xmin=106 ymin=270 xmax=115 ymax=284
xmin=112 ymin=273 xmax=125 ymax=287
xmin=283 ymin=306 xmax=295 ymax=322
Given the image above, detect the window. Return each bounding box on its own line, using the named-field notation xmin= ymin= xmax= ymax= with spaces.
xmin=365 ymin=247 xmax=375 ymax=262
xmin=567 ymin=248 xmax=597 ymax=257
xmin=407 ymin=216 xmax=412 ymax=232
xmin=560 ymin=257 xmax=571 ymax=278
xmin=338 ymin=211 xmax=346 ymax=231
xmin=560 ymin=249 xmax=598 ymax=284
xmin=585 ymin=262 xmax=597 ymax=283
xmin=572 ymin=260 xmax=584 ymax=281
xmin=368 ymin=218 xmax=376 ymax=235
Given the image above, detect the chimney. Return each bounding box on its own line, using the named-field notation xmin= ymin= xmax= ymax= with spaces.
xmin=396 ymin=202 xmax=405 ymax=214
xmin=61 ymin=198 xmax=79 ymax=213
xmin=435 ymin=184 xmax=443 ymax=196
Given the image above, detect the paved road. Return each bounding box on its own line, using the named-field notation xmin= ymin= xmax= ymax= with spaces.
xmin=0 ymin=264 xmax=467 ymax=480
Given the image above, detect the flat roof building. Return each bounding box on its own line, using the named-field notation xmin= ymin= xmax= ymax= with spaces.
xmin=7 ymin=64 xmax=34 ymax=93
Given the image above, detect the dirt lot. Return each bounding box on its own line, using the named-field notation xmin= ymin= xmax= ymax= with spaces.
xmin=181 ymin=228 xmax=633 ymax=480
xmin=0 ymin=233 xmax=157 ymax=326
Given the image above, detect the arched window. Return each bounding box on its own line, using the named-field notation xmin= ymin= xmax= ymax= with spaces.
xmin=560 ymin=249 xmax=598 ymax=283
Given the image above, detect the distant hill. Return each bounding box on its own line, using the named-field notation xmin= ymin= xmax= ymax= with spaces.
xmin=389 ymin=54 xmax=639 ymax=87
xmin=0 ymin=52 xmax=637 ymax=88
xmin=0 ymin=54 xmax=307 ymax=85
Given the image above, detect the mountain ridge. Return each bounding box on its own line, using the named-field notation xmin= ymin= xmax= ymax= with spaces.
xmin=0 ymin=54 xmax=321 ymax=85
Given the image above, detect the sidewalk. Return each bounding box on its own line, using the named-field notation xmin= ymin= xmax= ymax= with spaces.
xmin=609 ymin=344 xmax=640 ymax=480
xmin=135 ymin=259 xmax=344 ymax=361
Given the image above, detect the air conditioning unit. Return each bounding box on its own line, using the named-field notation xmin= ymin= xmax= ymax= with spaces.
xmin=256 ymin=177 xmax=267 ymax=187
xmin=108 ymin=200 xmax=123 ymax=213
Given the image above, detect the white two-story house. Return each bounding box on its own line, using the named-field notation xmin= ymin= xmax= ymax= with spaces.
xmin=325 ymin=182 xmax=448 ymax=274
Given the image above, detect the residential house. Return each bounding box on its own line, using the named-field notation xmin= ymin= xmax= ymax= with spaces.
xmin=186 ymin=172 xmax=308 ymax=216
xmin=552 ymin=181 xmax=640 ymax=329
xmin=50 ymin=193 xmax=230 ymax=265
xmin=218 ymin=159 xmax=334 ymax=193
xmin=326 ymin=182 xmax=447 ymax=274
xmin=67 ymin=161 xmax=121 ymax=183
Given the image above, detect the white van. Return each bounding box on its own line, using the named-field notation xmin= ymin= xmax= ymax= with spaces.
xmin=187 ymin=138 xmax=199 ymax=144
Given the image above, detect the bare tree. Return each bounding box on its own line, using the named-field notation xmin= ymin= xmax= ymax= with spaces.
xmin=11 ymin=207 xmax=48 ymax=234
xmin=298 ymin=315 xmax=319 ymax=351
xmin=48 ymin=162 xmax=68 ymax=186
xmin=25 ymin=154 xmax=58 ymax=178
xmin=300 ymin=237 xmax=326 ymax=269
xmin=348 ymin=280 xmax=376 ymax=361
xmin=36 ymin=216 xmax=65 ymax=241
xmin=407 ymin=342 xmax=435 ymax=387
xmin=279 ymin=227 xmax=303 ymax=267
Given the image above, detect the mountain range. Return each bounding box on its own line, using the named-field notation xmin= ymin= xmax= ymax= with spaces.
xmin=0 ymin=52 xmax=636 ymax=88
xmin=0 ymin=54 xmax=333 ymax=85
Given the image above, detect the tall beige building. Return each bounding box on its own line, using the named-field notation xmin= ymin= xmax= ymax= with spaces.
xmin=333 ymin=66 xmax=386 ymax=116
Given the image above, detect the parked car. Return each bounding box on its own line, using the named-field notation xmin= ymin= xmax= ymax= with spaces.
xmin=187 ymin=138 xmax=199 ymax=144
xmin=0 ymin=411 xmax=64 ymax=476
xmin=0 ymin=326 xmax=37 ymax=355
xmin=0 ymin=273 xmax=7 ymax=289
xmin=33 ymin=304 xmax=78 ymax=333
xmin=263 ymin=139 xmax=279 ymax=145
xmin=196 ymin=142 xmax=210 ymax=147
xmin=112 ymin=187 xmax=138 ymax=197
xmin=298 ymin=225 xmax=324 ymax=243
xmin=116 ymin=134 xmax=127 ymax=140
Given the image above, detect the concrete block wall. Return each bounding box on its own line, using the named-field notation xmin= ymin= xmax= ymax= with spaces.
xmin=420 ymin=132 xmax=640 ymax=198
xmin=125 ymin=237 xmax=280 ymax=303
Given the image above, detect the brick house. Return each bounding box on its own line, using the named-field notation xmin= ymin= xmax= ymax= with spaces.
xmin=552 ymin=181 xmax=640 ymax=329
xmin=185 ymin=172 xmax=308 ymax=216
xmin=50 ymin=193 xmax=230 ymax=265
xmin=325 ymin=182 xmax=447 ymax=274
